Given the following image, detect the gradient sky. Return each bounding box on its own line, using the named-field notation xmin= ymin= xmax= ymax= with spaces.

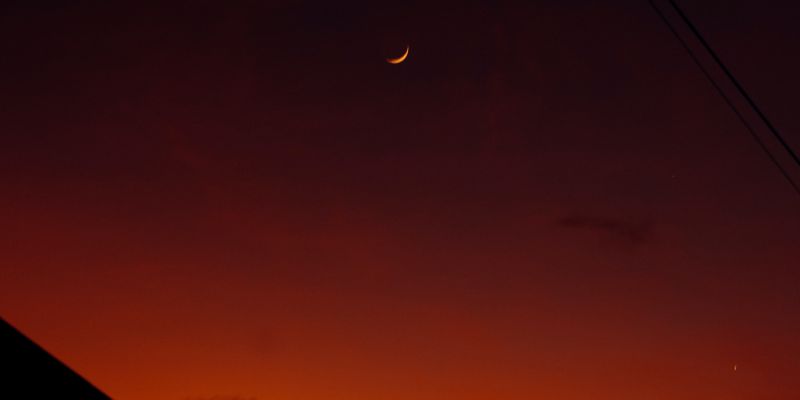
xmin=2 ymin=1 xmax=800 ymax=399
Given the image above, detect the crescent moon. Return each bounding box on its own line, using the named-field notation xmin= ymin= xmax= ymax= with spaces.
xmin=386 ymin=46 xmax=410 ymax=64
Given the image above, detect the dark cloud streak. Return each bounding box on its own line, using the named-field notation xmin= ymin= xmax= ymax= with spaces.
xmin=557 ymin=214 xmax=653 ymax=244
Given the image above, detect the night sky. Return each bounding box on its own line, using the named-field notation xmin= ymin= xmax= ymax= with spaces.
xmin=2 ymin=1 xmax=800 ymax=399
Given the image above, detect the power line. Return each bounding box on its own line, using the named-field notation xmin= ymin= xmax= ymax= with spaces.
xmin=649 ymin=0 xmax=800 ymax=197
xmin=666 ymin=0 xmax=800 ymax=170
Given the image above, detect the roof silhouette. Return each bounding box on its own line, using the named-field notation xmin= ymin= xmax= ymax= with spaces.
xmin=0 ymin=317 xmax=110 ymax=399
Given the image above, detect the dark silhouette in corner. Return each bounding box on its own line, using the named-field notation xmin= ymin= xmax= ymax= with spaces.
xmin=0 ymin=317 xmax=110 ymax=399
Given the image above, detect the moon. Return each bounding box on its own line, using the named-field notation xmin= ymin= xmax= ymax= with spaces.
xmin=386 ymin=45 xmax=410 ymax=64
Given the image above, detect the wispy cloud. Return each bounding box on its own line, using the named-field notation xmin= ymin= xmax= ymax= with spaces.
xmin=557 ymin=214 xmax=653 ymax=244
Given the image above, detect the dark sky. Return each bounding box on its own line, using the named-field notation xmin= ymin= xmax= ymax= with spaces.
xmin=1 ymin=1 xmax=799 ymax=399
